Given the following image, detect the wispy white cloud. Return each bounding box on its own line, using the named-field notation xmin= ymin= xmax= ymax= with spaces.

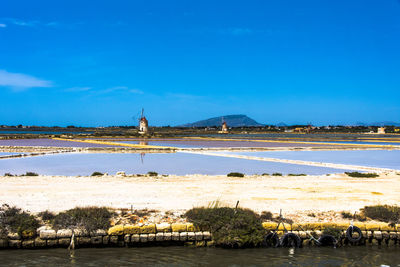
xmin=129 ymin=88 xmax=144 ymax=94
xmin=64 ymin=86 xmax=92 ymax=92
xmin=8 ymin=18 xmax=38 ymax=27
xmin=0 ymin=23 xmax=6 ymax=28
xmin=221 ymin=27 xmax=253 ymax=36
xmin=100 ymin=86 xmax=144 ymax=94
xmin=2 ymin=18 xmax=63 ymax=28
xmin=0 ymin=70 xmax=52 ymax=91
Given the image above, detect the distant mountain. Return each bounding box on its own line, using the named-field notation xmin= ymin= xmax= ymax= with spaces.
xmin=179 ymin=115 xmax=264 ymax=127
xmin=275 ymin=122 xmax=288 ymax=127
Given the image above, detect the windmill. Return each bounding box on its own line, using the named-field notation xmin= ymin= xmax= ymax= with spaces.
xmin=138 ymin=108 xmax=148 ymax=134
xmin=221 ymin=116 xmax=228 ymax=133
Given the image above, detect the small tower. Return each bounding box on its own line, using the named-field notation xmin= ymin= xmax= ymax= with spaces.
xmin=139 ymin=108 xmax=148 ymax=134
xmin=222 ymin=121 xmax=228 ymax=133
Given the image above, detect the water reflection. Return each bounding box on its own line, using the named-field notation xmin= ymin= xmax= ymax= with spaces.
xmin=232 ymin=150 xmax=400 ymax=170
xmin=0 ymin=152 xmax=352 ymax=176
xmin=0 ymin=247 xmax=399 ymax=266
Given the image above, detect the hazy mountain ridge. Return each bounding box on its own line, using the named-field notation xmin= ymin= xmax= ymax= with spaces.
xmin=179 ymin=115 xmax=264 ymax=127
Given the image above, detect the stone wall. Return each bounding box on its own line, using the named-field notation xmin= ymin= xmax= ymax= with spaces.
xmin=1 ymin=222 xmax=400 ymax=249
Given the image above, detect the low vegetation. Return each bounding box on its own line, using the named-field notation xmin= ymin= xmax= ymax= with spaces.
xmin=0 ymin=204 xmax=40 ymax=238
xmin=340 ymin=211 xmax=366 ymax=221
xmin=341 ymin=211 xmax=353 ymax=219
xmin=91 ymin=171 xmax=104 ymax=176
xmin=38 ymin=210 xmax=56 ymax=221
xmin=345 ymin=172 xmax=379 ymax=178
xmin=3 ymin=172 xmax=39 ymax=177
xmin=185 ymin=205 xmax=265 ymax=248
xmin=259 ymin=211 xmax=273 ymax=220
xmin=322 ymin=226 xmax=342 ymax=239
xmin=52 ymin=207 xmax=113 ymax=232
xmin=147 ymin=171 xmax=158 ymax=176
xmin=288 ymin=173 xmax=307 ymax=176
xmin=23 ymin=172 xmax=39 ymax=176
xmin=272 ymin=173 xmax=282 ymax=176
xmin=227 ymin=172 xmax=245 ymax=178
xmin=360 ymin=205 xmax=400 ymax=223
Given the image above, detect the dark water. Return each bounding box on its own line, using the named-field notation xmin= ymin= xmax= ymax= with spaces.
xmin=0 ymin=247 xmax=399 ymax=266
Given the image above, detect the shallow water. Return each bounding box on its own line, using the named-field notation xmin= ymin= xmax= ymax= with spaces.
xmin=205 ymin=133 xmax=400 ymax=139
xmin=0 ymin=138 xmax=116 ymax=147
xmin=0 ymin=152 xmax=21 ymax=156
xmin=0 ymin=152 xmax=351 ymax=176
xmin=0 ymin=246 xmax=399 ymax=266
xmin=0 ymin=130 xmax=93 ymax=135
xmin=114 ymin=139 xmax=332 ymax=148
xmin=232 ymin=150 xmax=400 ymax=170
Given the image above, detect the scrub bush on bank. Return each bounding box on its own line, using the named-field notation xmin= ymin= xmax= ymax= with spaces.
xmin=361 ymin=205 xmax=400 ymax=223
xmin=52 ymin=207 xmax=113 ymax=232
xmin=345 ymin=172 xmax=379 ymax=178
xmin=185 ymin=205 xmax=265 ymax=248
xmin=227 ymin=172 xmax=245 ymax=177
xmin=0 ymin=204 xmax=39 ymax=238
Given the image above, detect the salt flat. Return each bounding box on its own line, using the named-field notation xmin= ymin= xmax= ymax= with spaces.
xmin=1 ymin=173 xmax=399 ymax=218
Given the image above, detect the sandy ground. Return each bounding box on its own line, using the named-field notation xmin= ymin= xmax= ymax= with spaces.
xmin=1 ymin=173 xmax=400 ymax=221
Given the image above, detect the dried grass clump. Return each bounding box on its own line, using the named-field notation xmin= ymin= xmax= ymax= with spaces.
xmin=52 ymin=206 xmax=113 ymax=231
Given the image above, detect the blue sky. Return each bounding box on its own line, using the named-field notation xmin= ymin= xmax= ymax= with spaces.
xmin=1 ymin=0 xmax=399 ymax=126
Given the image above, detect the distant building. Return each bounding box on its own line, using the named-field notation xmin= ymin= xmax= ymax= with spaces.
xmin=221 ymin=121 xmax=228 ymax=133
xmin=139 ymin=109 xmax=148 ymax=134
xmin=377 ymin=127 xmax=386 ymax=134
xmin=293 ymin=127 xmax=305 ymax=133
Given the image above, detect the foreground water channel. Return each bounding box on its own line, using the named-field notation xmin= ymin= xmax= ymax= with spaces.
xmin=0 ymin=246 xmax=399 ymax=266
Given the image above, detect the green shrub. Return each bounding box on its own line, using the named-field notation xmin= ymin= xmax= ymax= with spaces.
xmin=272 ymin=173 xmax=282 ymax=176
xmin=4 ymin=173 xmax=14 ymax=176
xmin=52 ymin=207 xmax=113 ymax=231
xmin=147 ymin=171 xmax=158 ymax=176
xmin=0 ymin=204 xmax=40 ymax=238
xmin=38 ymin=210 xmax=55 ymax=221
xmin=323 ymin=227 xmax=342 ymax=239
xmin=24 ymin=172 xmax=39 ymax=176
xmin=185 ymin=206 xmax=265 ymax=248
xmin=261 ymin=173 xmax=269 ymax=176
xmin=91 ymin=171 xmax=104 ymax=176
xmin=341 ymin=211 xmax=353 ymax=219
xmin=260 ymin=211 xmax=273 ymax=220
xmin=345 ymin=172 xmax=379 ymax=178
xmin=288 ymin=173 xmax=306 ymax=176
xmin=227 ymin=172 xmax=245 ymax=178
xmin=360 ymin=205 xmax=400 ymax=223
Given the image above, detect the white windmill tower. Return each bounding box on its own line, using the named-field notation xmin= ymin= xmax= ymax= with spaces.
xmin=138 ymin=108 xmax=148 ymax=134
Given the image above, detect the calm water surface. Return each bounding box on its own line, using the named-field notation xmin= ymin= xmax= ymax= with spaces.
xmin=232 ymin=150 xmax=400 ymax=170
xmin=0 ymin=139 xmax=116 ymax=147
xmin=0 ymin=130 xmax=93 ymax=135
xmin=0 ymin=152 xmax=21 ymax=156
xmin=115 ymin=140 xmax=332 ymax=148
xmin=0 ymin=247 xmax=399 ymax=266
xmin=0 ymin=152 xmax=351 ymax=176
